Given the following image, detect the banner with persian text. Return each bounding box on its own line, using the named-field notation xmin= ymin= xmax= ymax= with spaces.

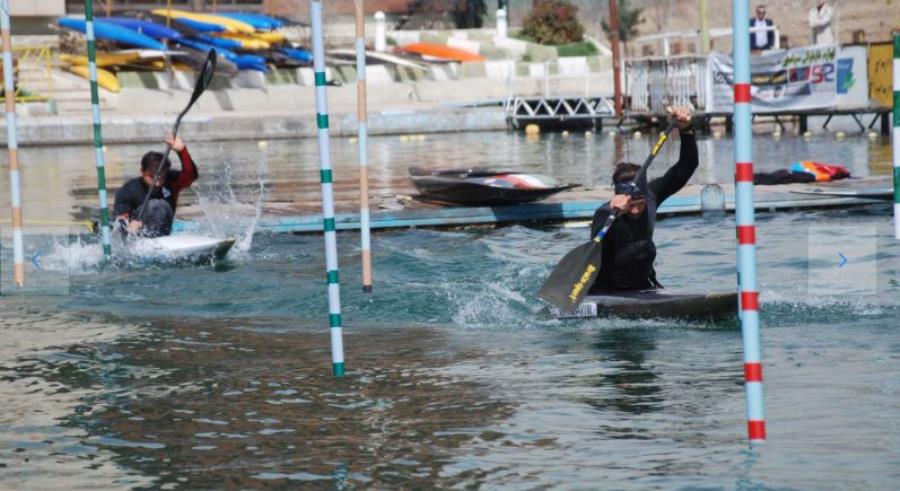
xmin=709 ymin=45 xmax=839 ymax=113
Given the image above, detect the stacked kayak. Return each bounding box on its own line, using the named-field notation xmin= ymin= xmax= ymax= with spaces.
xmin=56 ymin=11 xmax=312 ymax=78
xmin=409 ymin=167 xmax=579 ymax=206
xmin=397 ymin=42 xmax=485 ymax=63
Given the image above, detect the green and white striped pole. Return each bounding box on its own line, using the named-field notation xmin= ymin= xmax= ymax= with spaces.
xmin=84 ymin=1 xmax=112 ymax=257
xmin=311 ymin=0 xmax=346 ymax=377
xmin=893 ymin=34 xmax=899 ymax=240
xmin=355 ymin=0 xmax=373 ymax=293
xmin=1 ymin=0 xmax=24 ymax=287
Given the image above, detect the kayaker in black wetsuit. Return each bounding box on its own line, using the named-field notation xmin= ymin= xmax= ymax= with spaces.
xmin=113 ymin=135 xmax=198 ymax=238
xmin=589 ymin=106 xmax=697 ymax=293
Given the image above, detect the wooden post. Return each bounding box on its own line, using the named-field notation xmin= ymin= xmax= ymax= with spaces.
xmin=608 ymin=0 xmax=622 ymax=116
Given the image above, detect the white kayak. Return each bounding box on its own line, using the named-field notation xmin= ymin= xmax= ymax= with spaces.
xmin=126 ymin=234 xmax=235 ymax=263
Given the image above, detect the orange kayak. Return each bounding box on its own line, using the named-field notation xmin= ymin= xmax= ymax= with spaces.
xmin=399 ymin=42 xmax=485 ymax=62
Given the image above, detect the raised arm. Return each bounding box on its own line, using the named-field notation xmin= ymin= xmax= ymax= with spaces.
xmin=648 ymin=131 xmax=698 ymax=204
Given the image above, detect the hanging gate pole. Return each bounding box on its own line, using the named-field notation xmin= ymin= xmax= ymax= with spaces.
xmin=355 ymin=0 xmax=373 ymax=292
xmin=311 ymin=0 xmax=346 ymax=377
xmin=1 ymin=0 xmax=24 ymax=287
xmin=732 ymin=0 xmax=765 ymax=443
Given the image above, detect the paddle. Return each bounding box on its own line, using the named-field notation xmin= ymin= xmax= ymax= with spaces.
xmin=538 ymin=122 xmax=678 ymax=316
xmin=137 ymin=48 xmax=217 ymax=223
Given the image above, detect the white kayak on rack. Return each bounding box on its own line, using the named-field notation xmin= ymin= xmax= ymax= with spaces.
xmin=126 ymin=234 xmax=236 ymax=263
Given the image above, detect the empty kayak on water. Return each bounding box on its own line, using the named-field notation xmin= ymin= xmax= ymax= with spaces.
xmin=99 ymin=17 xmax=183 ymax=40
xmin=555 ymin=290 xmax=738 ymax=321
xmin=58 ymin=18 xmax=167 ymax=50
xmin=126 ymin=234 xmax=235 ymax=264
xmin=409 ymin=167 xmax=579 ymax=206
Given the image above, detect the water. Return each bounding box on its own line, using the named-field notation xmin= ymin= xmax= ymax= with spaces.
xmin=1 ymin=131 xmax=898 ymax=489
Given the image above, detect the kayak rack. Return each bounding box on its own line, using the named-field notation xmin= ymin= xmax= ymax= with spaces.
xmin=505 ymin=95 xmax=616 ymax=130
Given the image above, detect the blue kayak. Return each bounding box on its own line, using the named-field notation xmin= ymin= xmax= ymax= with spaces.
xmin=58 ymin=18 xmax=167 ymax=50
xmin=278 ymin=47 xmax=312 ymax=64
xmin=197 ymin=34 xmax=243 ymax=51
xmin=176 ymin=38 xmax=267 ymax=71
xmin=172 ymin=17 xmax=227 ymax=33
xmin=99 ymin=17 xmax=182 ymax=41
xmin=216 ymin=12 xmax=284 ymax=30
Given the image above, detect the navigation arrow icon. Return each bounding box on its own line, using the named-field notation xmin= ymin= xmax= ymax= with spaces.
xmin=838 ymin=252 xmax=847 ymax=268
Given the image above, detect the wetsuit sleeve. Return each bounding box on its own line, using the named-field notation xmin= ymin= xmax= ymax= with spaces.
xmin=113 ymin=184 xmax=137 ymax=218
xmin=589 ymin=203 xmax=612 ymax=238
xmin=171 ymin=146 xmax=199 ymax=191
xmin=648 ymin=132 xmax=698 ymax=205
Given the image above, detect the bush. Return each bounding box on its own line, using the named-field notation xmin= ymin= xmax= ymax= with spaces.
xmin=521 ymin=0 xmax=585 ymax=45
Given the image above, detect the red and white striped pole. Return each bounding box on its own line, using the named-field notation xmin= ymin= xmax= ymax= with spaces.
xmin=1 ymin=0 xmax=24 ymax=288
xmin=733 ymin=0 xmax=765 ymax=443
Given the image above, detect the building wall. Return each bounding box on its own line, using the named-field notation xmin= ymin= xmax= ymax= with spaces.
xmin=10 ymin=0 xmax=65 ymax=17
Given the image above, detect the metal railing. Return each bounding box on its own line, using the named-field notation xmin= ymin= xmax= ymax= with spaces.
xmin=0 ymin=45 xmax=54 ymax=103
xmin=625 ymin=55 xmax=709 ymax=113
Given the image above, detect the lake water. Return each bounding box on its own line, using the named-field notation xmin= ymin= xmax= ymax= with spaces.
xmin=1 ymin=129 xmax=898 ymax=489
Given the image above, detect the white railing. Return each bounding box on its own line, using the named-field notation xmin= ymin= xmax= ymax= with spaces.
xmin=625 ymin=55 xmax=710 ymax=113
xmin=633 ymin=25 xmax=781 ymax=56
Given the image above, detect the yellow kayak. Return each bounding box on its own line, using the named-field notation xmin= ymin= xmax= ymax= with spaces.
xmin=150 ymin=9 xmax=255 ymax=34
xmin=147 ymin=60 xmax=194 ymax=71
xmin=249 ymin=30 xmax=286 ymax=44
xmin=216 ymin=33 xmax=271 ymax=50
xmin=60 ymin=52 xmax=141 ymax=68
xmin=69 ymin=65 xmax=120 ymax=92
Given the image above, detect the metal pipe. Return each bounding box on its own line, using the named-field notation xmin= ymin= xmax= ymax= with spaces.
xmin=84 ymin=0 xmax=113 ymax=259
xmin=699 ymin=0 xmax=710 ymax=54
xmin=732 ymin=0 xmax=765 ymax=444
xmin=311 ymin=0 xmax=346 ymax=377
xmin=1 ymin=0 xmax=24 ymax=287
xmin=355 ymin=0 xmax=373 ymax=293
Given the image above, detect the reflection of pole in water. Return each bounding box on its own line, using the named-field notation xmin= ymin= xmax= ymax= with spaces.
xmin=355 ymin=0 xmax=373 ymax=293
xmin=704 ymin=137 xmax=715 ymax=184
xmin=1 ymin=0 xmax=24 ymax=286
xmin=732 ymin=0 xmax=766 ymax=444
xmin=311 ymin=0 xmax=346 ymax=378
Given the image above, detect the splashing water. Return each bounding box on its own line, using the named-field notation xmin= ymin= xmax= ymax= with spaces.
xmin=193 ymin=157 xmax=269 ymax=257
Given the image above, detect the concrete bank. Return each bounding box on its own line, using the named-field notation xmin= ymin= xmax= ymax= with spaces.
xmin=0 ymin=105 xmax=508 ymax=146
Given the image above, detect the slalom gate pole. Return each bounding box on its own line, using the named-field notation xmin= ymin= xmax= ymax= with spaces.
xmin=84 ymin=0 xmax=112 ymax=258
xmin=893 ymin=34 xmax=899 ymax=240
xmin=733 ymin=0 xmax=765 ymax=444
xmin=355 ymin=0 xmax=373 ymax=292
xmin=311 ymin=0 xmax=346 ymax=377
xmin=1 ymin=0 xmax=24 ymax=287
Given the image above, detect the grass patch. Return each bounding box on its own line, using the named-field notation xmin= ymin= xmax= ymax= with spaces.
xmin=510 ymin=33 xmax=598 ymax=57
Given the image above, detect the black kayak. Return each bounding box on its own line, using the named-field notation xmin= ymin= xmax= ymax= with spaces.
xmin=409 ymin=167 xmax=579 ymax=206
xmin=555 ymin=290 xmax=738 ymax=321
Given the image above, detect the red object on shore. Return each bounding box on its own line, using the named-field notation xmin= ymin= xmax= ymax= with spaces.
xmin=790 ymin=161 xmax=851 ymax=182
xmin=398 ymin=42 xmax=485 ymax=62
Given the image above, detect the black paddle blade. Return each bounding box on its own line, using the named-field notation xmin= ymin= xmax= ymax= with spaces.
xmin=192 ymin=48 xmax=217 ymax=103
xmin=538 ymin=239 xmax=604 ymax=316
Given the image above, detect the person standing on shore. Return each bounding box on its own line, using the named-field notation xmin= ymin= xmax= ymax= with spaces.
xmin=808 ymin=0 xmax=835 ymax=45
xmin=750 ymin=5 xmax=776 ymax=51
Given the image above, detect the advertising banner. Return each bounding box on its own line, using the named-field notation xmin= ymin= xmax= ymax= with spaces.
xmin=709 ymin=45 xmax=839 ymax=113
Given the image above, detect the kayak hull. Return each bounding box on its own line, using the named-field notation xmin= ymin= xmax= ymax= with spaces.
xmin=127 ymin=234 xmax=235 ymax=264
xmin=58 ymin=18 xmax=167 ymax=50
xmin=556 ymin=290 xmax=738 ymax=321
xmin=410 ymin=167 xmax=578 ymax=206
xmin=69 ymin=65 xmax=120 ymax=92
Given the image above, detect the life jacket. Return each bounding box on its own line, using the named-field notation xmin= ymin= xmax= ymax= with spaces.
xmin=790 ymin=161 xmax=850 ymax=182
xmin=593 ymin=191 xmax=663 ymax=291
